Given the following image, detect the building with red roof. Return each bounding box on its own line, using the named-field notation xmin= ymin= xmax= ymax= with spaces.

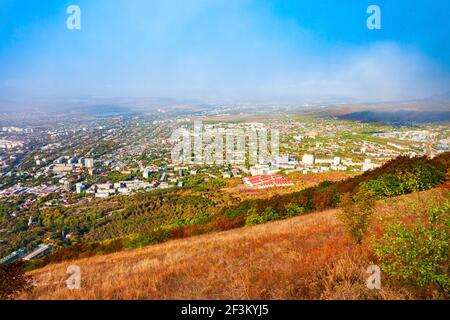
xmin=243 ymin=174 xmax=293 ymax=189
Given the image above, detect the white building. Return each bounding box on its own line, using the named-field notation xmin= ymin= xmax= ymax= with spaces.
xmin=302 ymin=154 xmax=315 ymax=165
xmin=362 ymin=159 xmax=378 ymax=171
xmin=333 ymin=157 xmax=341 ymax=166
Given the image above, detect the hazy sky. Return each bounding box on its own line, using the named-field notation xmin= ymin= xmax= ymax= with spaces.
xmin=0 ymin=0 xmax=449 ymax=105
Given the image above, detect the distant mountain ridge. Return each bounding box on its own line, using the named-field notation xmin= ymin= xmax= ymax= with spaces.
xmin=427 ymin=90 xmax=450 ymax=102
xmin=338 ymin=110 xmax=450 ymax=124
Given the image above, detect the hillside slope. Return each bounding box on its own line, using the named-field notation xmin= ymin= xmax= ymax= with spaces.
xmin=21 ymin=187 xmax=449 ymax=300
xmin=17 ymin=153 xmax=448 ymax=272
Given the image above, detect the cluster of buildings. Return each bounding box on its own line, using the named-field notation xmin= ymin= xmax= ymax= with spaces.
xmin=436 ymin=138 xmax=450 ymax=151
xmin=299 ymin=154 xmax=380 ymax=173
xmin=374 ymin=129 xmax=438 ymax=142
xmin=0 ymin=139 xmax=24 ymax=149
xmin=46 ymin=156 xmax=94 ymax=174
xmin=244 ymin=152 xmax=381 ymax=178
xmin=88 ymin=180 xmax=156 ymax=198
xmin=0 ymin=185 xmax=60 ymax=199
xmin=2 ymin=126 xmax=33 ymax=133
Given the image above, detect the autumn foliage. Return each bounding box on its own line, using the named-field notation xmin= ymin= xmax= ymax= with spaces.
xmin=26 ymin=153 xmax=449 ymax=271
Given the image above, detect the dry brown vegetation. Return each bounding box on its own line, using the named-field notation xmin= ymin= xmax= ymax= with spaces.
xmin=287 ymin=171 xmax=357 ymax=187
xmin=20 ymin=187 xmax=448 ymax=300
xmin=223 ymin=171 xmax=355 ymax=200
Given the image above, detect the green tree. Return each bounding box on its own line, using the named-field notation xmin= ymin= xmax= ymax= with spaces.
xmin=400 ymin=162 xmax=445 ymax=193
xmin=285 ymin=204 xmax=305 ymax=217
xmin=362 ymin=174 xmax=405 ymax=197
xmin=246 ymin=207 xmax=279 ymax=226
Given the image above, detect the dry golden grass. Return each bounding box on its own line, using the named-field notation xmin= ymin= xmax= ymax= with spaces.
xmin=21 ymin=188 xmax=449 ymax=300
xmin=286 ymin=172 xmax=357 ymax=186
xmin=23 ymin=210 xmax=349 ymax=300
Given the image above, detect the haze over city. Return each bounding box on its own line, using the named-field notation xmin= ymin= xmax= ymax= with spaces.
xmin=1 ymin=0 xmax=450 ymax=111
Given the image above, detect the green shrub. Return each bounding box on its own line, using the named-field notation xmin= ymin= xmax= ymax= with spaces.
xmin=285 ymin=204 xmax=305 ymax=217
xmin=245 ymin=213 xmax=264 ymax=225
xmin=375 ymin=200 xmax=450 ymax=292
xmin=125 ymin=228 xmax=172 ymax=249
xmin=246 ymin=207 xmax=280 ymax=226
xmin=331 ymin=189 xmax=340 ymax=207
xmin=338 ymin=189 xmax=376 ymax=244
xmin=189 ymin=212 xmax=214 ymax=225
xmin=362 ymin=174 xmax=405 ymax=197
xmin=223 ymin=200 xmax=253 ymax=219
xmin=361 ymin=161 xmax=445 ymax=198
xmin=400 ymin=162 xmax=445 ymax=193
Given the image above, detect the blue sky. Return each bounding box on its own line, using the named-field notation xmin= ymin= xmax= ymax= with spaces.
xmin=0 ymin=0 xmax=449 ymax=105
